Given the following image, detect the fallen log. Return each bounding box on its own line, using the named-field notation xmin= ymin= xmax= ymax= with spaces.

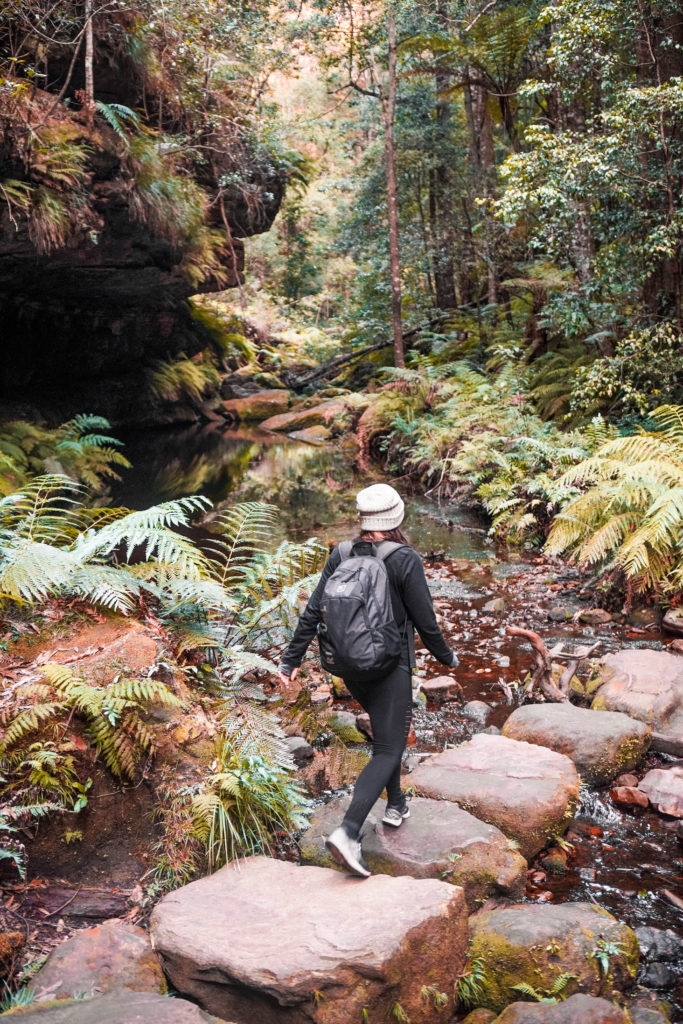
xmin=281 ymin=314 xmax=453 ymax=390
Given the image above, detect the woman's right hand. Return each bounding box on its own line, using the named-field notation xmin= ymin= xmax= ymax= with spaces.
xmin=278 ymin=666 xmax=299 ymax=686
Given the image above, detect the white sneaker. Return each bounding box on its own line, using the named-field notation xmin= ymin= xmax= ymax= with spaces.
xmin=382 ymin=799 xmax=410 ymax=828
xmin=325 ymin=827 xmax=371 ymax=878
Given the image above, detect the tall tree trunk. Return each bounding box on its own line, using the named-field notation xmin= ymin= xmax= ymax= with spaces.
xmin=84 ymin=0 xmax=95 ymax=123
xmin=383 ymin=10 xmax=404 ymax=368
xmin=431 ymin=0 xmax=458 ymax=310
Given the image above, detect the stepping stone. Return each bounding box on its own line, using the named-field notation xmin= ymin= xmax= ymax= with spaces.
xmin=300 ymin=794 xmax=527 ymax=911
xmin=469 ymin=903 xmax=639 ymax=1014
xmin=31 ymin=919 xmax=165 ymax=1001
xmin=410 ymin=733 xmax=580 ymax=859
xmin=638 ymin=766 xmax=683 ymax=817
xmin=491 ymin=993 xmax=635 ymax=1022
xmin=150 ymin=856 xmax=468 ymax=1024
xmin=591 ymin=649 xmax=683 ymax=755
xmin=501 ymin=703 xmax=651 ymax=784
xmin=8 ymin=990 xmax=227 ymax=1023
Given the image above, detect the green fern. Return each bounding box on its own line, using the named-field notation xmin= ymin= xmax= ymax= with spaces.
xmin=190 ymin=734 xmax=310 ymax=870
xmin=95 ymin=101 xmax=140 ymax=144
xmin=1 ymin=664 xmax=182 ymax=782
xmin=546 ymin=404 xmax=683 ymax=593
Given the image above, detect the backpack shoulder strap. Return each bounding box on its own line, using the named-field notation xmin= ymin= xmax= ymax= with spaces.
xmin=338 ymin=540 xmax=354 ymax=562
xmin=374 ymin=541 xmax=407 ymax=562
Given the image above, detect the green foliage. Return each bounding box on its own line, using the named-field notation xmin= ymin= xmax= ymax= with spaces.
xmin=95 ymin=102 xmax=141 ymax=144
xmin=148 ymin=355 xmax=220 ymax=405
xmin=190 ymin=734 xmax=310 ymax=870
xmin=546 ymin=405 xmax=683 ymax=594
xmin=0 ymin=415 xmax=130 ymax=497
xmin=453 ymin=954 xmax=487 ymax=1010
xmin=589 ymin=939 xmax=624 ymax=978
xmin=1 ymin=663 xmax=183 ymax=781
xmin=0 ymin=982 xmax=36 ymax=1012
xmin=571 ymin=323 xmax=683 ymax=418
xmin=511 ymin=973 xmax=576 ymax=1003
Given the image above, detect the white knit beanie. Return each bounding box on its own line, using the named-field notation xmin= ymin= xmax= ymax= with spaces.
xmin=356 ymin=483 xmax=405 ymax=531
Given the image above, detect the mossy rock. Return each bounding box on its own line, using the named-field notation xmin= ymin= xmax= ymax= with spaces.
xmin=468 ymin=902 xmax=639 ymax=1014
xmin=4 ymin=990 xmax=230 ymax=1022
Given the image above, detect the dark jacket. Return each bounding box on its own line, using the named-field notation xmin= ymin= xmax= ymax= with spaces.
xmin=280 ymin=540 xmax=457 ymax=673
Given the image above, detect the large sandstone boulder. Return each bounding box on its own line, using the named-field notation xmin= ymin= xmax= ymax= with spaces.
xmin=501 ymin=703 xmax=651 ymax=784
xmin=300 ymin=795 xmax=527 ymax=911
xmin=221 ymin=389 xmax=291 ymax=422
xmin=491 ymin=993 xmax=631 ymax=1023
xmin=150 ymin=856 xmax=468 ymax=1024
xmin=591 ymin=650 xmax=683 ymax=755
xmin=410 ymin=734 xmax=580 ymax=859
xmin=260 ymin=399 xmax=350 ymax=433
xmin=7 ymin=990 xmax=228 ymax=1022
xmin=469 ymin=903 xmax=639 ymax=1013
xmin=638 ymin=766 xmax=683 ymax=817
xmin=31 ymin=919 xmax=165 ymax=1001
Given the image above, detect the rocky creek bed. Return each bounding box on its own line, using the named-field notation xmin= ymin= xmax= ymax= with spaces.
xmin=1 ymin=423 xmax=682 ymax=1022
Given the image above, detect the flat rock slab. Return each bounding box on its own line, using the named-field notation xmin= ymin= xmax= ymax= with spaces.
xmin=638 ymin=766 xmax=683 ymax=817
xmin=501 ymin=703 xmax=651 ymax=784
xmin=8 ymin=990 xmax=227 ymax=1022
xmin=260 ymin=399 xmax=349 ymax=433
xmin=220 ymin=389 xmax=291 ymax=421
xmin=592 ymin=650 xmax=683 ymax=755
xmin=31 ymin=919 xmax=165 ymax=1001
xmin=469 ymin=903 xmax=639 ymax=1013
xmin=300 ymin=795 xmax=527 ymax=911
xmin=410 ymin=733 xmax=580 ymax=859
xmin=150 ymin=856 xmax=468 ymax=1024
xmin=492 ymin=994 xmax=632 ymax=1023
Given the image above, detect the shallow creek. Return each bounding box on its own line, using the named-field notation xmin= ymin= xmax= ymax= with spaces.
xmin=115 ymin=424 xmax=683 ymax=1014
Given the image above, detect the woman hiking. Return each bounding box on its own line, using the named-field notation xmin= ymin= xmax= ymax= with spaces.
xmin=278 ymin=483 xmax=458 ymax=879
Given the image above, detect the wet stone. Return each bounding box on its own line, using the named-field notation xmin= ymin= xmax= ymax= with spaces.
xmin=610 ymin=786 xmax=649 ymax=809
xmin=548 ymin=605 xmax=574 ymax=622
xmin=410 ymin=733 xmax=580 ymax=859
xmin=150 ymin=856 xmax=468 ymax=1024
xmin=638 ymin=963 xmax=677 ymax=989
xmin=283 ymin=735 xmax=314 ymax=763
xmin=591 ymin=649 xmax=683 ymax=756
xmin=461 ymin=700 xmax=492 ymax=726
xmin=501 ymin=702 xmax=651 ymax=785
xmin=636 ymin=925 xmax=683 ymax=964
xmin=420 ymin=675 xmax=462 ymax=702
xmin=578 ymin=609 xmax=613 ymax=624
xmin=491 ymin=994 xmax=632 ymax=1023
xmin=299 ymin=794 xmax=527 ymax=912
xmin=638 ymin=766 xmax=683 ymax=818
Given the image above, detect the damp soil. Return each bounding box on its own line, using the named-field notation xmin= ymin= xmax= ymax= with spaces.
xmin=112 ymin=424 xmax=683 ymax=1017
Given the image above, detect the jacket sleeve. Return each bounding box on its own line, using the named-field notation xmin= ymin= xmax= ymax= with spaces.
xmin=399 ymin=549 xmax=457 ymax=667
xmin=279 ymin=546 xmax=342 ymax=672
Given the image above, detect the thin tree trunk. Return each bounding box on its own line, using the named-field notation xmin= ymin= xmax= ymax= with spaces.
xmin=431 ymin=0 xmax=458 ymax=310
xmin=84 ymin=0 xmax=95 ymax=123
xmin=383 ymin=10 xmax=404 ymax=368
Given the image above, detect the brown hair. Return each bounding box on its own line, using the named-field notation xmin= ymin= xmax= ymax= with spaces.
xmin=356 ymin=527 xmax=412 ymax=546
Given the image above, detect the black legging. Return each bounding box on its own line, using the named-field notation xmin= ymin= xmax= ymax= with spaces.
xmin=341 ymin=664 xmax=413 ymax=839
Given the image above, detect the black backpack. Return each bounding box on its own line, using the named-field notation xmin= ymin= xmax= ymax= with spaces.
xmin=317 ymin=540 xmax=406 ymax=682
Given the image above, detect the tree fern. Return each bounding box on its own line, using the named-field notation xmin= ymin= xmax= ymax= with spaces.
xmin=546 ymin=405 xmax=683 ymax=592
